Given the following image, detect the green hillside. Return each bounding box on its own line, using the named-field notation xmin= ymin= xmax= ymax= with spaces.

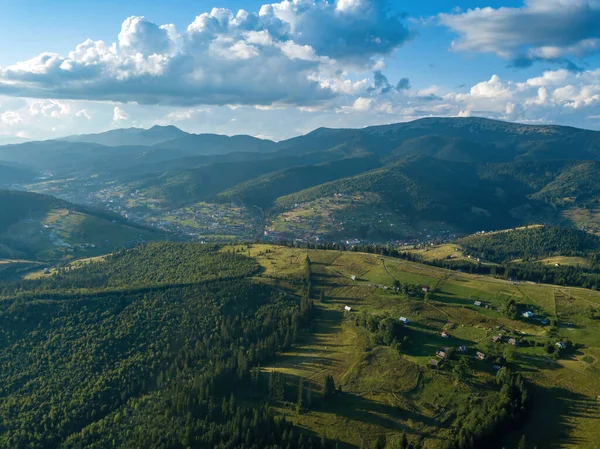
xmin=0 ymin=190 xmax=161 ymax=262
xmin=0 ymin=163 xmax=38 ymax=185
xmin=459 ymin=225 xmax=600 ymax=264
xmin=219 ymin=155 xmax=383 ymax=207
xmin=0 ymin=243 xmax=320 ymax=449
xmin=274 ymin=156 xmax=551 ymax=234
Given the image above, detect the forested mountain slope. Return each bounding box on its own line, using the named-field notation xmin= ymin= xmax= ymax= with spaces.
xmin=459 ymin=225 xmax=600 ymax=263
xmin=0 ymin=243 xmax=320 ymax=449
xmin=0 ymin=190 xmax=160 ymax=261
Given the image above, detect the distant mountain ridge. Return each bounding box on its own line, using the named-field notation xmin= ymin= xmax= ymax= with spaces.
xmin=59 ymin=125 xmax=189 ymax=147
xmin=2 ymin=116 xmax=600 ymax=238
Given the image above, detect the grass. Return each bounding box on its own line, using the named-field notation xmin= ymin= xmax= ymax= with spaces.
xmin=1 ymin=208 xmax=160 ymax=262
xmin=243 ymin=244 xmax=600 ymax=448
xmin=539 ymin=256 xmax=590 ymax=268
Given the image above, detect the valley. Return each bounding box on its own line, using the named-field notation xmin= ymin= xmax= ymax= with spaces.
xmin=1 ymin=118 xmax=600 ymax=449
xmin=8 ymin=117 xmax=600 ymax=246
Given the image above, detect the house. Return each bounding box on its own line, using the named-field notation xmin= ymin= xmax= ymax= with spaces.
xmin=441 ymin=331 xmax=450 ymax=338
xmin=429 ymin=359 xmax=440 ymax=368
xmin=556 ymin=341 xmax=567 ymax=349
xmin=474 ymin=301 xmax=482 ymax=307
xmin=508 ymin=338 xmax=518 ymax=346
xmin=476 ymin=351 xmax=486 ymax=360
xmin=344 ymin=306 xmax=352 ymax=312
xmin=457 ymin=345 xmax=468 ymax=353
xmin=522 ymin=311 xmax=534 ymax=318
xmin=422 ymin=285 xmax=431 ymax=293
xmin=492 ymin=334 xmax=503 ymax=343
xmin=350 ymin=275 xmax=357 ymax=281
xmin=399 ymin=317 xmax=410 ymax=324
xmin=436 ymin=350 xmax=448 ymax=359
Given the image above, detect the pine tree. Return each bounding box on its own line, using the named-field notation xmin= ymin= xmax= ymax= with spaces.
xmin=323 ymin=375 xmax=336 ymax=401
xmin=400 ymin=432 xmax=408 ymax=449
xmin=297 ymin=377 xmax=305 ymax=412
xmin=518 ymin=435 xmax=527 ymax=449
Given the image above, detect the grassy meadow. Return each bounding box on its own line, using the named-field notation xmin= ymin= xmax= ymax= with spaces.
xmin=238 ymin=244 xmax=600 ymax=449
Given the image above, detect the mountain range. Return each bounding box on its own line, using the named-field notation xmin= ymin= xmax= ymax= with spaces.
xmin=2 ymin=117 xmax=600 ymax=239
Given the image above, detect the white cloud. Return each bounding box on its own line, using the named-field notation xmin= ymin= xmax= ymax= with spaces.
xmin=0 ymin=0 xmax=412 ymax=107
xmin=113 ymin=106 xmax=128 ymax=122
xmin=29 ymin=99 xmax=71 ymax=118
xmin=1 ymin=111 xmax=23 ymax=125
xmin=118 ymin=16 xmax=177 ymax=56
xmin=76 ymin=109 xmax=91 ymax=120
xmin=439 ymin=0 xmax=600 ymax=66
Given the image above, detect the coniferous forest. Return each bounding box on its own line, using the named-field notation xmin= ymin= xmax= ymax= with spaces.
xmin=0 ymin=243 xmax=328 ymax=449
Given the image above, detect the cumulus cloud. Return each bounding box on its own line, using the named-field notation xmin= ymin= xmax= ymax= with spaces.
xmin=439 ymin=0 xmax=600 ymax=67
xmin=113 ymin=106 xmax=129 ymax=122
xmin=367 ymin=71 xmax=411 ymax=94
xmin=0 ymin=0 xmax=412 ymax=107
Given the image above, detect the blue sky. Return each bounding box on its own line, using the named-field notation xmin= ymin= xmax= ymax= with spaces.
xmin=0 ymin=0 xmax=598 ymax=142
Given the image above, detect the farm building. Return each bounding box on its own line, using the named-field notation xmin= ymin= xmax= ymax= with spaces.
xmin=492 ymin=334 xmax=503 ymax=343
xmin=350 ymin=275 xmax=357 ymax=281
xmin=556 ymin=341 xmax=567 ymax=349
xmin=429 ymin=359 xmax=440 ymax=368
xmin=522 ymin=311 xmax=534 ymax=318
xmin=422 ymin=285 xmax=431 ymax=292
xmin=399 ymin=317 xmax=410 ymax=324
xmin=436 ymin=350 xmax=448 ymax=359
xmin=344 ymin=306 xmax=352 ymax=312
xmin=441 ymin=331 xmax=450 ymax=338
xmin=473 ymin=301 xmax=482 ymax=307
xmin=508 ymin=338 xmax=517 ymax=346
xmin=476 ymin=351 xmax=486 ymax=360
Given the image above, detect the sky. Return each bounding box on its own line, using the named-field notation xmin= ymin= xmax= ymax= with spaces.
xmin=0 ymin=0 xmax=599 ymax=142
